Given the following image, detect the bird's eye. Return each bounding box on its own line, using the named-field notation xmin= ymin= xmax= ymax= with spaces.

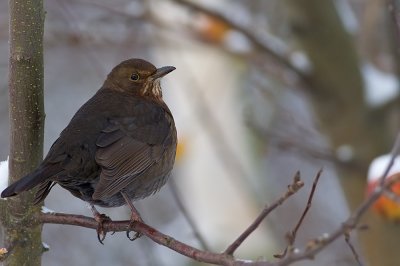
xmin=130 ymin=73 xmax=140 ymax=81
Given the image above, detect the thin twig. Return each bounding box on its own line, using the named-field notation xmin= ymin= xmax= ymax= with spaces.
xmin=380 ymin=136 xmax=400 ymax=187
xmin=290 ymin=169 xmax=322 ymax=239
xmin=383 ymin=182 xmax=400 ymax=203
xmin=224 ymin=172 xmax=304 ymax=255
xmin=276 ymin=174 xmax=400 ymax=266
xmin=275 ymin=132 xmax=400 ymax=266
xmin=344 ymin=231 xmax=363 ymax=266
xmin=274 ymin=169 xmax=322 ymax=258
xmin=351 ymin=131 xmax=400 ymax=222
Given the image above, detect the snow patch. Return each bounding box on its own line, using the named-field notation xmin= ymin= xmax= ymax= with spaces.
xmin=363 ymin=64 xmax=398 ymax=107
xmin=41 ymin=206 xmax=55 ymax=214
xmin=42 ymin=242 xmax=50 ymax=250
xmin=368 ymin=154 xmax=400 ymax=182
xmin=0 ymin=157 xmax=9 ymax=198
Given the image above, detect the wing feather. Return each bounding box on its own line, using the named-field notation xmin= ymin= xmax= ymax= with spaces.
xmin=92 ymin=118 xmax=167 ymax=200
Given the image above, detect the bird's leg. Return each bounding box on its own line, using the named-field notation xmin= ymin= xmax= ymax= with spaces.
xmin=121 ymin=192 xmax=143 ymax=241
xmin=89 ymin=204 xmax=112 ymax=244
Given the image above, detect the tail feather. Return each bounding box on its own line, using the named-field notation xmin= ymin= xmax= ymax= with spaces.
xmin=1 ymin=164 xmax=61 ymax=198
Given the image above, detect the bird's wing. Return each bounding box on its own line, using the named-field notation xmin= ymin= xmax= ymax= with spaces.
xmin=92 ymin=106 xmax=174 ymax=200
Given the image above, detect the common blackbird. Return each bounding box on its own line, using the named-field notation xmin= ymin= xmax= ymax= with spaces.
xmin=1 ymin=58 xmax=177 ymax=239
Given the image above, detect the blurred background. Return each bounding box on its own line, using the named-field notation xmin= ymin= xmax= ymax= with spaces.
xmin=1 ymin=0 xmax=400 ymax=265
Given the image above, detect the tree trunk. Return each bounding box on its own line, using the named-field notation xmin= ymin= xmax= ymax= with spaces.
xmin=1 ymin=0 xmax=45 ymax=265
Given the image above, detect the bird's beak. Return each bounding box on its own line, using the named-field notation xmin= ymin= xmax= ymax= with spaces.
xmin=151 ymin=66 xmax=176 ymax=80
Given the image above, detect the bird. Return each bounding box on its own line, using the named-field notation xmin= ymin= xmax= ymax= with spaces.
xmin=1 ymin=58 xmax=177 ymax=242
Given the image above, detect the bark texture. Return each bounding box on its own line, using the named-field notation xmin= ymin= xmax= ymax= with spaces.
xmin=1 ymin=0 xmax=45 ymax=265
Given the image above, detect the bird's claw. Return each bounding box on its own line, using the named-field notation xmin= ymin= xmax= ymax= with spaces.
xmin=126 ymin=230 xmax=142 ymax=241
xmin=126 ymin=220 xmax=142 ymax=241
xmin=94 ymin=213 xmax=112 ymax=244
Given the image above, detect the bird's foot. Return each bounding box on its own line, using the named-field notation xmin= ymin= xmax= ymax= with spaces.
xmin=89 ymin=203 xmax=113 ymax=245
xmin=94 ymin=213 xmax=112 ymax=244
xmin=126 ymin=216 xmax=143 ymax=241
xmin=121 ymin=191 xmax=144 ymax=241
xmin=89 ymin=204 xmax=112 ymax=244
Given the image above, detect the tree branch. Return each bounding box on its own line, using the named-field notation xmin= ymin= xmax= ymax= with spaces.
xmin=26 ymin=147 xmax=400 ymax=266
xmin=344 ymin=231 xmax=363 ymax=266
xmin=274 ymin=169 xmax=322 ymax=259
xmin=274 ymin=132 xmax=400 ymax=266
xmin=39 ymin=212 xmax=248 ymax=266
xmin=224 ymin=172 xmax=304 ymax=255
xmin=38 ymin=172 xmax=307 ymax=266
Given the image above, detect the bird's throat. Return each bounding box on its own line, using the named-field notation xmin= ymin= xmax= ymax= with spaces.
xmin=142 ymin=79 xmax=162 ymax=99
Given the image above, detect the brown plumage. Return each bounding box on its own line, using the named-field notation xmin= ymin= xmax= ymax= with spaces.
xmin=1 ymin=59 xmax=177 ymax=212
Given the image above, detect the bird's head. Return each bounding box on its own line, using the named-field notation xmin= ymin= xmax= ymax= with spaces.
xmin=103 ymin=58 xmax=175 ymax=99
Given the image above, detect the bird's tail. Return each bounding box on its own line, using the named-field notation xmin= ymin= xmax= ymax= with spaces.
xmin=1 ymin=164 xmax=60 ymax=198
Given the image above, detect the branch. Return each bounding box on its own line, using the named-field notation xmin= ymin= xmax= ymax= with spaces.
xmin=378 ymin=132 xmax=400 ymax=187
xmin=12 ymin=133 xmax=400 ymax=266
xmin=383 ymin=184 xmax=400 ymax=203
xmin=275 ymin=175 xmax=400 ymax=266
xmin=224 ymin=172 xmax=304 ymax=255
xmin=22 ymin=144 xmax=400 ymax=266
xmin=275 ymin=132 xmax=400 ymax=266
xmin=274 ymin=170 xmax=322 ymax=258
xmin=344 ymin=231 xmax=363 ymax=266
xmin=38 ymin=173 xmax=307 ymax=266
xmin=39 ymin=212 xmax=236 ymax=265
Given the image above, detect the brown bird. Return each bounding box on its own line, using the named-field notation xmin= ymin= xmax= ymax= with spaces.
xmin=1 ymin=58 xmax=177 ymax=242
